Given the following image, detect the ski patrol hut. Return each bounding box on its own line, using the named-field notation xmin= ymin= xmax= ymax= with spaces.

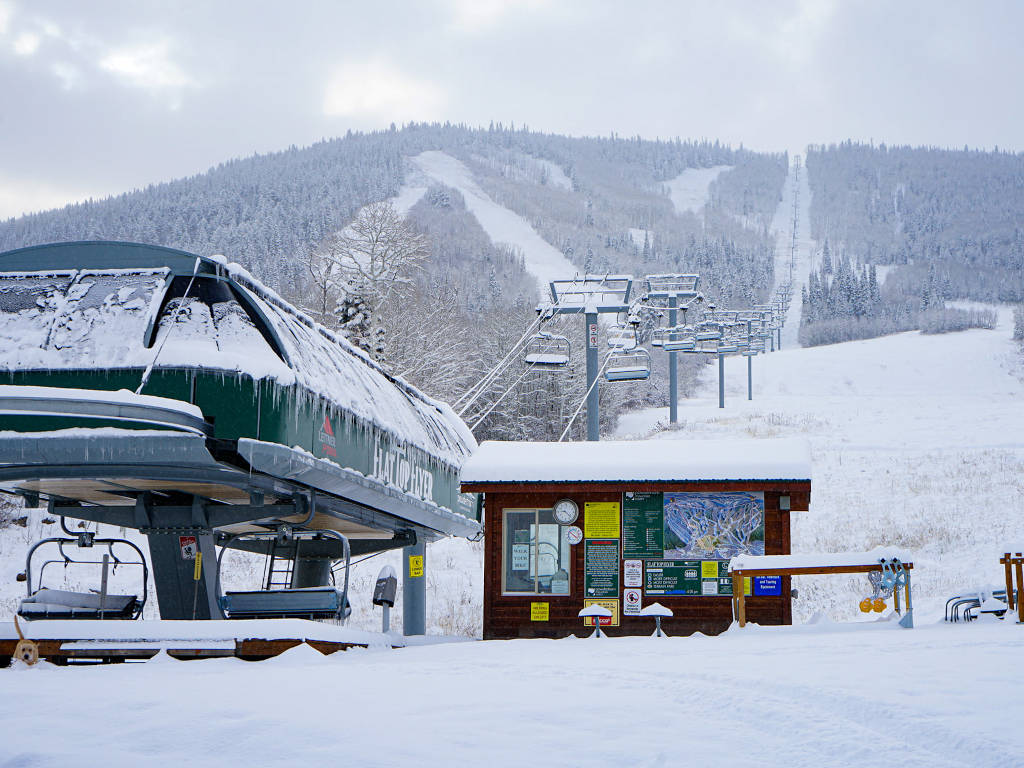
xmin=460 ymin=438 xmax=811 ymax=639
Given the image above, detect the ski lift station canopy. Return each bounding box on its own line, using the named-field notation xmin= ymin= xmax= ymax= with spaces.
xmin=0 ymin=241 xmax=480 ymax=617
xmin=461 ymin=438 xmax=811 ymax=640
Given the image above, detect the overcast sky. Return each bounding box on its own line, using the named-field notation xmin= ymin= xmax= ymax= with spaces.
xmin=1 ymin=0 xmax=1020 ymax=220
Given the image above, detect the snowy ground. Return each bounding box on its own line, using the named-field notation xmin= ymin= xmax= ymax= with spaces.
xmin=4 ymin=617 xmax=1023 ymax=767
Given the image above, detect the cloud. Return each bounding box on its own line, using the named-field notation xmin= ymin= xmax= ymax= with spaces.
xmin=444 ymin=0 xmax=550 ymax=33
xmin=0 ymin=2 xmax=12 ymax=37
xmin=99 ymin=40 xmax=194 ymax=89
xmin=12 ymin=30 xmax=38 ymax=55
xmin=323 ymin=57 xmax=446 ymax=122
xmin=50 ymin=61 xmax=80 ymax=90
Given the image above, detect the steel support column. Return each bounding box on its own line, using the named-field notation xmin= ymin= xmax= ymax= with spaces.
xmin=668 ymin=296 xmax=678 ymax=424
xmin=585 ymin=311 xmax=599 ymax=441
xmin=718 ymin=352 xmax=725 ymax=409
xmin=146 ymin=529 xmax=220 ymax=620
xmin=403 ymin=536 xmax=426 ymax=636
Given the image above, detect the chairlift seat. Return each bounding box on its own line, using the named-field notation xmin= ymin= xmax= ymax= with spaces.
xmin=18 ymin=587 xmax=140 ymax=620
xmin=524 ymin=352 xmax=570 ymax=367
xmin=663 ymin=338 xmax=695 ymax=351
xmin=219 ymin=586 xmax=350 ymax=620
xmin=605 ymin=347 xmax=651 ymax=382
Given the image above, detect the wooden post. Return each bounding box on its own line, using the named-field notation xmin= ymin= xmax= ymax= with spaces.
xmin=1003 ymin=553 xmax=1015 ymax=610
xmin=732 ymin=571 xmax=746 ymax=627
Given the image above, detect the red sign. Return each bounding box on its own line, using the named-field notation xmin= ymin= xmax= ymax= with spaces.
xmin=319 ymin=414 xmax=337 ymax=457
xmin=588 ymin=323 xmax=598 ymax=348
xmin=179 ymin=536 xmax=197 ymax=560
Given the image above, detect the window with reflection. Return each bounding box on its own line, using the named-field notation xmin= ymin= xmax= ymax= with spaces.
xmin=502 ymin=509 xmax=571 ymax=595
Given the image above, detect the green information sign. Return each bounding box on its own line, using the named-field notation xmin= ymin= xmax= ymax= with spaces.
xmin=585 ymin=540 xmax=620 ymax=598
xmin=622 ymin=492 xmax=664 ymax=559
xmin=645 ymin=560 xmax=734 ymax=596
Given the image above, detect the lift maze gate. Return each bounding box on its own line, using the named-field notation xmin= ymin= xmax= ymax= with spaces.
xmin=0 ymin=241 xmax=480 ymax=662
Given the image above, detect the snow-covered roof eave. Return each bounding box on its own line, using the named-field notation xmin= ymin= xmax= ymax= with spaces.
xmin=460 ymin=438 xmax=812 ymax=485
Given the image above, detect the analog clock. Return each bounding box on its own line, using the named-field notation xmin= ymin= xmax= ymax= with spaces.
xmin=553 ymin=498 xmax=579 ymax=524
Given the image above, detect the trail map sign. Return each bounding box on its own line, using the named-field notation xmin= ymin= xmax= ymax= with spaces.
xmin=617 ymin=491 xmax=765 ymax=597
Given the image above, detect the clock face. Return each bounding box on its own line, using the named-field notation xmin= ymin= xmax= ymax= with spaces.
xmin=553 ymin=498 xmax=578 ymax=524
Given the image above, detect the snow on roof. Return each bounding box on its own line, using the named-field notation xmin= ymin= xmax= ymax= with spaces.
xmin=0 ymin=245 xmax=475 ymax=466
xmin=729 ymin=547 xmax=913 ymax=572
xmin=460 ymin=438 xmax=811 ymax=484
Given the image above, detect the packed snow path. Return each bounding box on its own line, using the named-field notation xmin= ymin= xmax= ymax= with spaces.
xmin=4 ymin=620 xmax=1023 ymax=767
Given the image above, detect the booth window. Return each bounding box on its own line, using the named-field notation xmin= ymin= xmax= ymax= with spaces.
xmin=502 ymin=509 xmax=571 ymax=595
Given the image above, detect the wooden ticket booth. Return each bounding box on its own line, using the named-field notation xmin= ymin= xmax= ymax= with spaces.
xmin=460 ymin=438 xmax=811 ymax=639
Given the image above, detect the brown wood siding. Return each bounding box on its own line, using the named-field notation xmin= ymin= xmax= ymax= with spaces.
xmin=479 ymin=481 xmax=809 ymax=640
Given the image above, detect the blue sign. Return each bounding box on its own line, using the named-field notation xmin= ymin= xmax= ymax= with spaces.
xmin=753 ymin=576 xmax=782 ymax=596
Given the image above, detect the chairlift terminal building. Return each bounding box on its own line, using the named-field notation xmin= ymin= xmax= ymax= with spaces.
xmin=461 ymin=438 xmax=811 ymax=639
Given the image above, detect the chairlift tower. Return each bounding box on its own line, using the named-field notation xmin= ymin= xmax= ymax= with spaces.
xmin=540 ymin=276 xmax=633 ymax=441
xmin=644 ymin=274 xmax=703 ymax=424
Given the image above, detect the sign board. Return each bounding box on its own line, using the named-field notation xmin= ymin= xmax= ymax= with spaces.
xmin=622 ymin=492 xmax=664 ymax=559
xmin=582 ymin=598 xmax=619 ymax=626
xmin=408 ymin=555 xmax=424 ymax=578
xmin=179 ymin=536 xmax=197 ymax=560
xmin=588 ymin=323 xmax=598 ymax=348
xmin=623 ymin=588 xmax=642 ymax=615
xmin=753 ymin=576 xmax=782 ymax=596
xmin=530 ymin=602 xmax=550 ymax=621
xmin=645 ymin=560 xmax=733 ymax=596
xmin=585 ymin=540 xmax=619 ymax=598
xmin=584 ymin=502 xmax=620 ymax=539
xmin=623 ymin=559 xmax=643 ymax=587
xmin=511 ymin=543 xmax=530 ymax=570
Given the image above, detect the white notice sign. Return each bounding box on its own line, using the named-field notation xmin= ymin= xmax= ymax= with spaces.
xmin=623 ymin=559 xmax=642 ymax=587
xmin=512 ymin=544 xmax=530 ymax=571
xmin=623 ymin=588 xmax=642 ymax=615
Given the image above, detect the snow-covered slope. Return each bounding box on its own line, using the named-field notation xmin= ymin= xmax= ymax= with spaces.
xmin=617 ymin=307 xmax=1024 ymax=621
xmin=409 ymin=151 xmax=578 ymax=297
xmin=665 ymin=164 xmax=732 ymax=217
xmin=768 ymin=158 xmax=814 ymax=347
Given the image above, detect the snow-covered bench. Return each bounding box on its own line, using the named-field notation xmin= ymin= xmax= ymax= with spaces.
xmin=728 ymin=548 xmax=915 ymax=629
xmin=19 ymin=588 xmax=140 ymax=620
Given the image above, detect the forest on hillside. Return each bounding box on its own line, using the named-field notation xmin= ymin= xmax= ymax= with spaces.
xmin=0 ymin=123 xmax=787 ymax=439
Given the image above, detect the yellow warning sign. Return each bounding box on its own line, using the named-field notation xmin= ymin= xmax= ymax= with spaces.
xmin=582 ymin=598 xmax=620 ymax=627
xmin=409 ymin=555 xmax=424 ymax=578
xmin=193 ymin=551 xmax=203 ymax=581
xmin=530 ymin=602 xmax=550 ymax=621
xmin=744 ymin=576 xmax=752 ymax=596
xmin=584 ymin=502 xmax=621 ymax=539
xmin=701 ymin=561 xmax=719 ymax=579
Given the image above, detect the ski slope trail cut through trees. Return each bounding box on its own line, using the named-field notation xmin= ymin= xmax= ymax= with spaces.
xmin=409 ymin=151 xmax=578 ymax=299
xmin=769 ymin=157 xmax=815 ymax=348
xmin=664 ymin=165 xmax=732 ymax=217
xmin=617 ymin=306 xmax=1024 ymax=622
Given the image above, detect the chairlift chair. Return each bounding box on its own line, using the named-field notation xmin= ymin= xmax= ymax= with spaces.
xmin=17 ymin=522 xmax=148 ymax=621
xmin=524 ymin=331 xmax=571 ymax=369
xmin=607 ymin=323 xmax=637 ymax=350
xmin=605 ymin=348 xmax=652 ymax=382
xmin=215 ymin=528 xmax=352 ymax=622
